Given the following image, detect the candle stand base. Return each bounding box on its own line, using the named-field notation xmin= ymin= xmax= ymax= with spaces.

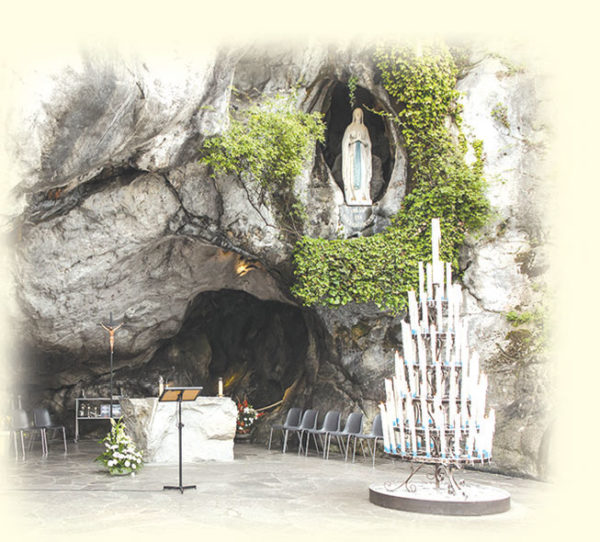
xmin=369 ymin=463 xmax=510 ymax=516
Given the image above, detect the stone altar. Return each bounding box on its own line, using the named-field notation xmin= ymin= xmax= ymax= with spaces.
xmin=120 ymin=396 xmax=237 ymax=463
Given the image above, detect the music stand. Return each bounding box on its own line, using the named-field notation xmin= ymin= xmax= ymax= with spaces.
xmin=159 ymin=386 xmax=203 ymax=493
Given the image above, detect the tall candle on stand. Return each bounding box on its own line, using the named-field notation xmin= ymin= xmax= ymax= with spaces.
xmin=385 ymin=379 xmax=397 ymax=426
xmin=395 ymin=352 xmax=409 ymax=398
xmin=402 ymin=322 xmax=417 ymax=396
xmin=379 ymin=403 xmax=391 ymax=453
xmin=422 ymin=401 xmax=431 ymax=457
xmin=401 ymin=321 xmax=413 ymax=365
xmin=393 ymin=380 xmax=406 ymax=454
xmin=405 ymin=392 xmax=417 ymax=455
xmin=436 ymin=259 xmax=444 ymax=301
xmin=434 ymin=404 xmax=446 ymax=458
xmin=417 ymin=333 xmax=427 ymax=398
xmin=445 ymin=262 xmax=452 ymax=300
xmin=460 ymin=321 xmax=469 ymax=369
xmin=426 ymin=263 xmax=433 ymax=299
xmin=436 ymin=286 xmax=443 ymax=330
xmin=431 ymin=218 xmax=441 ymax=269
xmin=421 ymin=294 xmax=429 ymax=332
xmin=449 ymin=354 xmax=457 ymax=428
xmin=408 ymin=290 xmax=419 ymax=332
xmin=454 ymin=411 xmax=461 ymax=458
xmin=460 ymin=355 xmax=469 ymax=427
xmin=418 ymin=261 xmax=425 ymax=301
xmin=446 ymin=281 xmax=454 ymax=333
xmin=386 ymin=399 xmax=398 ymax=452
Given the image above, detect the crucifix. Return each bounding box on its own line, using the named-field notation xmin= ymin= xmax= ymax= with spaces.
xmin=100 ymin=312 xmax=124 ymax=418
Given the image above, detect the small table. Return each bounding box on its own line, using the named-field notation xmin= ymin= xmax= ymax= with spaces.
xmin=74 ymin=397 xmax=121 ymax=442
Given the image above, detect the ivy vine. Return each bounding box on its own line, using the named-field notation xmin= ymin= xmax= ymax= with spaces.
xmin=291 ymin=43 xmax=490 ymax=312
xmin=199 ymin=95 xmax=325 ymax=238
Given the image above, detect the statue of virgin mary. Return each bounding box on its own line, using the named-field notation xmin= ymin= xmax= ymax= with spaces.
xmin=341 ymin=107 xmax=372 ymax=206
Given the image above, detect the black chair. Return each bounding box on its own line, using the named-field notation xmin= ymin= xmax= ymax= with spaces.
xmin=33 ymin=408 xmax=67 ymax=453
xmin=303 ymin=410 xmax=341 ymax=458
xmin=325 ymin=412 xmax=364 ymax=462
xmin=267 ymin=407 xmax=303 ymax=451
xmin=9 ymin=408 xmax=46 ymax=458
xmin=282 ymin=409 xmax=318 ymax=454
xmin=353 ymin=413 xmax=383 ymax=466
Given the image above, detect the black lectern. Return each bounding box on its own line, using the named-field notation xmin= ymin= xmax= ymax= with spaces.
xmin=159 ymin=386 xmax=203 ymax=493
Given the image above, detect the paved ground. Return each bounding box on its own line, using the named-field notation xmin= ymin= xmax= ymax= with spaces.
xmin=1 ymin=437 xmax=556 ymax=541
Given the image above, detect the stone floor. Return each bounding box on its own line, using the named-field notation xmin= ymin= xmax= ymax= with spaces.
xmin=0 ymin=436 xmax=555 ymax=541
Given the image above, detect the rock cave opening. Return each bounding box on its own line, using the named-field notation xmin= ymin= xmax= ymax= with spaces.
xmin=145 ymin=289 xmax=310 ymax=410
xmin=322 ymin=81 xmax=394 ymax=202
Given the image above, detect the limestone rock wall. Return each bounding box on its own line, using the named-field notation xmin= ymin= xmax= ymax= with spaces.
xmin=3 ymin=42 xmax=552 ymax=479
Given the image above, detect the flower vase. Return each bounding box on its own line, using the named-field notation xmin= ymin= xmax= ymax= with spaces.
xmin=110 ymin=467 xmax=133 ymax=476
xmin=235 ymin=428 xmax=254 ymax=443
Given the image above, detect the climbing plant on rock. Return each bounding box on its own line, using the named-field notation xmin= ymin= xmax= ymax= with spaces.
xmin=292 ymin=42 xmax=490 ymax=312
xmin=199 ymin=95 xmax=325 ymax=237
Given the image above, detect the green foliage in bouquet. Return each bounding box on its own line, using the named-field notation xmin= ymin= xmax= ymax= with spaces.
xmin=95 ymin=417 xmax=143 ymax=475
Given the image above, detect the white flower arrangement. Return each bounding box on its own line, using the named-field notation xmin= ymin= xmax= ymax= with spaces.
xmin=96 ymin=417 xmax=143 ymax=475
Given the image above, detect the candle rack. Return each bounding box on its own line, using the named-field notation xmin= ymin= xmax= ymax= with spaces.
xmin=369 ymin=218 xmax=510 ymax=516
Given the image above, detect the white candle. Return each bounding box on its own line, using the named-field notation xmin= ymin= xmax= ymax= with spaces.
xmin=394 ymin=350 xmax=402 ymax=384
xmin=385 ymin=379 xmax=396 ymax=425
xmin=218 ymin=377 xmax=224 ymax=397
xmin=454 ymin=411 xmax=461 ymax=458
xmin=431 ymin=218 xmax=441 ymax=269
xmin=484 ymin=409 xmax=496 ymax=459
xmin=430 ymin=323 xmax=438 ymax=374
xmin=460 ymin=321 xmax=469 ymax=369
xmin=405 ymin=393 xmax=417 ymax=456
xmin=437 ymin=404 xmax=446 ymax=458
xmin=436 ymin=287 xmax=443 ymax=330
xmin=466 ymin=422 xmax=476 ymax=459
xmin=408 ymin=290 xmax=419 ymax=332
xmin=418 ymin=261 xmax=425 ymax=301
xmin=379 ymin=403 xmax=391 ymax=453
xmin=397 ymin=392 xmax=406 ymax=454
xmin=449 ymin=354 xmax=457 ymax=429
xmin=401 ymin=321 xmax=413 ymax=365
xmin=433 ymin=260 xmax=443 ymax=298
xmin=417 ymin=333 xmax=427 ymax=398
xmin=461 ymin=346 xmax=470 ymax=425
xmin=422 ymin=398 xmax=431 ymax=457
xmin=404 ymin=334 xmax=417 ymax=397
xmin=386 ymin=400 xmax=398 ymax=453
xmin=426 ymin=262 xmax=433 ymax=299
xmin=421 ymin=294 xmax=429 ymax=332
xmin=396 ymin=353 xmax=409 ymax=398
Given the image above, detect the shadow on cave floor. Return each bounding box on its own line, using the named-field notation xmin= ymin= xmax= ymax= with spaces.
xmin=1 ymin=439 xmax=553 ymax=538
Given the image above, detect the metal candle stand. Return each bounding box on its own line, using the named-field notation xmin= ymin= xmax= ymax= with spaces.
xmin=369 ymin=219 xmax=510 ymax=516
